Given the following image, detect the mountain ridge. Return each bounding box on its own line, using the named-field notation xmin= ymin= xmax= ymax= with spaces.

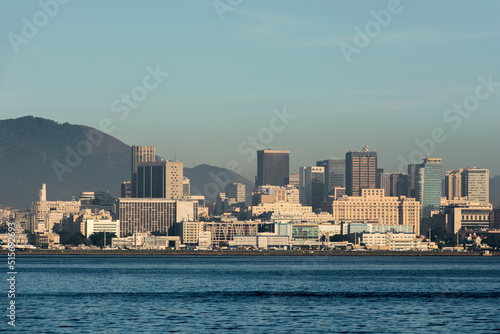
xmin=0 ymin=116 xmax=253 ymax=209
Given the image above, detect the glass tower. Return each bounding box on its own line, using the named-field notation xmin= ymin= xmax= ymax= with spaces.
xmin=415 ymin=157 xmax=442 ymax=219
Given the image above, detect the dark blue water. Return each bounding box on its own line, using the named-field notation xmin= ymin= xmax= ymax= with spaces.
xmin=2 ymin=255 xmax=500 ymax=333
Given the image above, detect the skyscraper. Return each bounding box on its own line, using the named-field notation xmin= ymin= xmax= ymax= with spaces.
xmin=445 ymin=167 xmax=489 ymax=204
xmin=415 ymin=157 xmax=442 ymax=219
xmin=136 ymin=160 xmax=183 ymax=199
xmin=462 ymin=168 xmax=489 ymax=204
xmin=445 ymin=169 xmax=463 ymax=200
xmin=299 ymin=166 xmax=325 ymax=210
xmin=345 ymin=147 xmax=377 ymax=196
xmin=316 ymin=158 xmax=345 ymax=197
xmin=256 ymin=149 xmax=290 ymax=187
xmin=131 ymin=145 xmax=155 ymax=197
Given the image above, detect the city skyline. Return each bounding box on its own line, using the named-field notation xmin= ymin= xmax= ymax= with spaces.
xmin=1 ymin=1 xmax=500 ymax=181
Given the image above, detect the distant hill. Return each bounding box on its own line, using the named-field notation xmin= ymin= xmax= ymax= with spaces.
xmin=0 ymin=116 xmax=253 ymax=209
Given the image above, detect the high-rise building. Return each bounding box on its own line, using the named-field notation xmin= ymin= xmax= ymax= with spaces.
xmin=183 ymin=177 xmax=191 ymax=197
xmin=407 ymin=164 xmax=417 ymax=198
xmin=299 ymin=166 xmax=325 ymax=210
xmin=121 ymin=181 xmax=132 ymax=198
xmin=256 ymin=149 xmax=290 ymax=187
xmin=415 ymin=157 xmax=442 ymax=219
xmin=445 ymin=169 xmax=463 ymax=200
xmin=136 ymin=160 xmax=183 ymax=199
xmin=461 ymin=168 xmax=489 ymax=204
xmin=391 ymin=173 xmax=408 ymax=197
xmin=131 ymin=145 xmax=155 ymax=197
xmin=445 ymin=168 xmax=489 ymax=204
xmin=288 ymin=174 xmax=300 ymax=189
xmin=345 ymin=147 xmax=377 ymax=196
xmin=225 ymin=183 xmax=246 ymax=204
xmin=316 ymin=158 xmax=345 ymax=197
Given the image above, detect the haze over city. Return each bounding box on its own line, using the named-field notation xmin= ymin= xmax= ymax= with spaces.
xmin=1 ymin=0 xmax=500 ymax=181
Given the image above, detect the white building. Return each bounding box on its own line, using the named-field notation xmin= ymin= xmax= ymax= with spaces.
xmin=362 ymin=232 xmax=437 ymax=251
xmin=85 ymin=219 xmax=120 ymax=238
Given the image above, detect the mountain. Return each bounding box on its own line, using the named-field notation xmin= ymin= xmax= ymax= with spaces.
xmin=490 ymin=175 xmax=500 ymax=208
xmin=0 ymin=116 xmax=253 ymax=209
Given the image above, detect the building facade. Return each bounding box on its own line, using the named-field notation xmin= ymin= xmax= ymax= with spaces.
xmin=415 ymin=157 xmax=442 ymax=219
xmin=345 ymin=147 xmax=377 ymax=196
xmin=328 ymin=189 xmax=421 ymax=235
xmin=256 ymin=149 xmax=290 ymax=187
xmin=117 ymin=198 xmax=198 ymax=237
xmin=131 ymin=145 xmax=156 ymax=197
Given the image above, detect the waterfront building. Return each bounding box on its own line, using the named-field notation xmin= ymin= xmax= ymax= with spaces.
xmin=116 ymin=198 xmax=198 ymax=237
xmin=362 ymin=232 xmax=437 ymax=251
xmin=326 ymin=189 xmax=421 ymax=235
xmin=29 ymin=184 xmax=81 ymax=233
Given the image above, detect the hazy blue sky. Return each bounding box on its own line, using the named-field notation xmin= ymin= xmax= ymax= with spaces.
xmin=1 ymin=0 xmax=499 ymax=180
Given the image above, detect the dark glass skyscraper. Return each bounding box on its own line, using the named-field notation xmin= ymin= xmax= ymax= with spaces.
xmin=345 ymin=147 xmax=377 ymax=196
xmin=256 ymin=150 xmax=290 ymax=187
xmin=316 ymin=158 xmax=345 ymax=196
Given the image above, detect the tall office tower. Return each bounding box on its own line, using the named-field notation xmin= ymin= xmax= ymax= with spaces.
xmin=345 ymin=146 xmax=377 ymax=196
xmin=407 ymin=164 xmax=417 ymax=198
xmin=375 ymin=168 xmax=384 ymax=188
xmin=461 ymin=168 xmax=489 ymax=204
xmin=415 ymin=157 xmax=442 ymax=219
xmin=256 ymin=149 xmax=290 ymax=187
xmin=445 ymin=169 xmax=463 ymax=200
xmin=391 ymin=173 xmax=408 ymax=197
xmin=136 ymin=160 xmax=183 ymax=199
xmin=225 ymin=183 xmax=246 ymax=203
xmin=299 ymin=166 xmax=325 ymax=210
xmin=121 ymin=181 xmax=132 ymax=198
xmin=183 ymin=177 xmax=191 ymax=197
xmin=288 ymin=174 xmax=300 ymax=189
xmin=131 ymin=145 xmax=155 ymax=197
xmin=316 ymin=158 xmax=345 ymax=196
xmin=380 ymin=173 xmax=391 ymax=196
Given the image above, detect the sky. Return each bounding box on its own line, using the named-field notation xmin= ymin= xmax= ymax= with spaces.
xmin=1 ymin=0 xmax=499 ymax=181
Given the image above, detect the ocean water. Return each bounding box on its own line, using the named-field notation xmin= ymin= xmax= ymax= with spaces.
xmin=2 ymin=255 xmax=500 ymax=333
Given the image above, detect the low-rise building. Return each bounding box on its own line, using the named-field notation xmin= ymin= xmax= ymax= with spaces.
xmin=362 ymin=232 xmax=437 ymax=251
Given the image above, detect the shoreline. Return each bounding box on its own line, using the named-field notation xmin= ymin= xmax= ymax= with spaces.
xmin=2 ymin=250 xmax=497 ymax=256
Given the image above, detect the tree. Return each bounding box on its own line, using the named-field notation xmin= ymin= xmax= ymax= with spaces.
xmin=89 ymin=232 xmax=117 ymax=247
xmin=57 ymin=231 xmax=90 ymax=246
xmin=484 ymin=235 xmax=500 ymax=250
xmin=330 ymin=234 xmax=354 ymax=243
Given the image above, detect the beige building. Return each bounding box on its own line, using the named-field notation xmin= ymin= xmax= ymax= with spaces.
xmin=445 ymin=168 xmax=489 ymax=204
xmin=327 ymin=189 xmax=421 ymax=235
xmin=117 ymin=198 xmax=198 ymax=237
xmin=362 ymin=232 xmax=437 ymax=251
xmin=201 ymin=221 xmax=262 ymax=246
xmin=29 ymin=184 xmax=81 ymax=232
xmin=176 ymin=221 xmax=203 ymax=244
